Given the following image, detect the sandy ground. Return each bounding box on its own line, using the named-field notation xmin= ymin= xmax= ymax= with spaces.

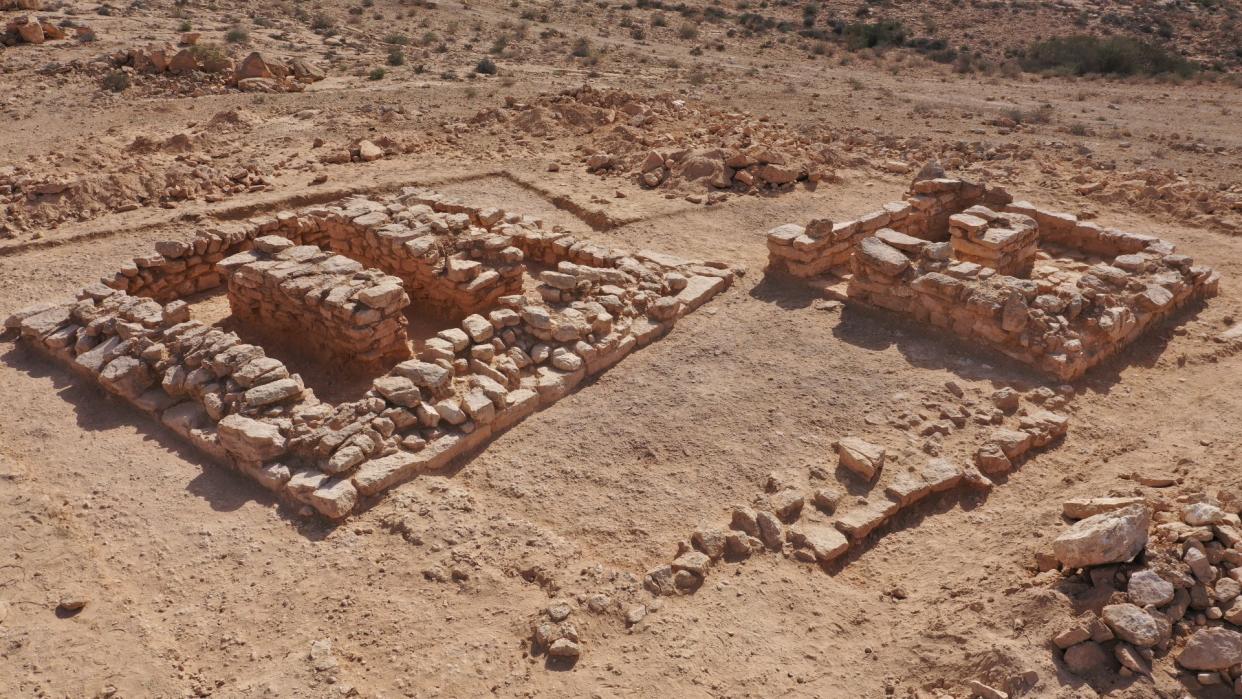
xmin=3 ymin=1 xmax=1242 ymax=697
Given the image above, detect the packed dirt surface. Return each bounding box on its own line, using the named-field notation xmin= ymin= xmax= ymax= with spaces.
xmin=4 ymin=1 xmax=1242 ymax=698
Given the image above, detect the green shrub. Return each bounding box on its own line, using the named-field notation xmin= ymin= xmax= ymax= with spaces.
xmin=476 ymin=56 xmax=498 ymax=74
xmin=387 ymin=47 xmax=405 ymax=66
xmin=369 ymin=67 xmax=386 ymax=80
xmin=225 ymin=26 xmax=249 ymax=43
xmin=1020 ymin=35 xmax=1197 ymax=77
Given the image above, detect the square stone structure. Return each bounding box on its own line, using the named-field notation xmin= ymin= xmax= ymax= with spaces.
xmin=767 ymin=176 xmax=1220 ymax=380
xmin=5 ymin=187 xmax=735 ymax=520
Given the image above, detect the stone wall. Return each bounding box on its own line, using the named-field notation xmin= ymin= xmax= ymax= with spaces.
xmin=845 ymin=212 xmax=1217 ymax=381
xmin=766 ymin=177 xmax=1014 ymax=278
xmin=218 ymin=236 xmax=411 ymax=367
xmin=8 ymin=189 xmax=736 ymax=520
xmin=766 ymin=175 xmax=1220 ymax=380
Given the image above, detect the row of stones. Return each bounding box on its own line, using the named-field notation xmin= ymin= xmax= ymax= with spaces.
xmin=643 ymin=401 xmax=1070 ymax=595
xmin=1046 ymin=497 xmax=1242 ymax=690
xmin=219 ymin=236 xmax=412 ymax=367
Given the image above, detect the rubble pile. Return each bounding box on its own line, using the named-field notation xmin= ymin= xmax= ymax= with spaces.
xmin=1 ymin=13 xmax=65 ymax=46
xmin=1 ymin=156 xmax=276 ymax=236
xmin=106 ymin=46 xmax=324 ymax=93
xmin=473 ymin=86 xmax=835 ymax=196
xmin=1044 ymin=494 xmax=1242 ymax=693
xmin=768 ymin=174 xmax=1220 ymax=379
xmin=5 ymin=189 xmax=734 ymax=519
xmin=1076 ymin=167 xmax=1242 ymax=235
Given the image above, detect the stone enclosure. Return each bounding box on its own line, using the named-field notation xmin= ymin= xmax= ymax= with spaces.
xmin=767 ymin=175 xmax=1220 ymax=379
xmin=5 ymin=187 xmax=734 ymax=519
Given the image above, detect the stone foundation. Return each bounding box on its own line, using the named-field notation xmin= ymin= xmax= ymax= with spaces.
xmin=5 ymin=188 xmax=735 ymax=520
xmin=767 ymin=176 xmax=1221 ymax=380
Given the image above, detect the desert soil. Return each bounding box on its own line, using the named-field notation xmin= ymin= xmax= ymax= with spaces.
xmin=3 ymin=0 xmax=1242 ymax=697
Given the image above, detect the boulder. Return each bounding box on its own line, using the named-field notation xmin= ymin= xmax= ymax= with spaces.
xmin=1178 ymin=628 xmax=1242 ymax=671
xmin=1053 ymin=504 xmax=1149 ymax=569
xmin=357 ymin=140 xmax=383 ymax=162
xmin=16 ymin=15 xmax=44 ymax=44
xmin=235 ymin=51 xmax=272 ymax=80
xmin=288 ymin=58 xmax=325 ymax=82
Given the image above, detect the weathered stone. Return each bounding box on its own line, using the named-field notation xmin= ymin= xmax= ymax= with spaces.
xmin=770 ymin=489 xmax=804 ymax=521
xmin=99 ymin=356 xmax=154 ymax=399
xmin=857 ymin=237 xmax=909 ymax=276
xmin=836 ymin=436 xmax=884 ymax=480
xmin=243 ymin=377 xmax=303 ymax=407
xmin=788 ymin=525 xmax=849 ymax=563
xmin=1053 ymin=504 xmax=1150 ymax=569
xmin=1127 ymin=569 xmax=1174 ymax=607
xmin=672 ymin=551 xmax=710 ymax=577
xmin=1063 ymin=641 xmax=1110 ymax=675
xmin=692 ymin=528 xmax=728 ymax=560
xmin=1063 ymin=496 xmax=1146 ymax=520
xmin=1101 ymin=603 xmax=1160 ymax=647
xmin=394 ymin=361 xmax=451 ymax=391
xmin=307 ymin=478 xmax=357 ymax=519
xmin=1178 ymin=628 xmax=1242 ymax=670
xmin=217 ymin=414 xmax=287 ymax=462
xmin=755 ymin=511 xmax=783 ymax=550
xmin=730 ymin=506 xmax=759 ymax=536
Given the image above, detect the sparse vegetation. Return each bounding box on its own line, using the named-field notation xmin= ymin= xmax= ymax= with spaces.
xmin=843 ymin=20 xmax=906 ymax=51
xmin=476 ymin=56 xmax=498 ymax=74
xmin=1020 ymin=35 xmax=1198 ymax=77
xmin=387 ymin=47 xmax=405 ymax=66
xmin=570 ymin=37 xmax=593 ymax=58
xmin=369 ymin=67 xmax=386 ymax=80
xmin=102 ymin=70 xmax=130 ymax=93
xmin=224 ymin=26 xmax=249 ymax=43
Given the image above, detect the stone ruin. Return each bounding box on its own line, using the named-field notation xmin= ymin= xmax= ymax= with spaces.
xmin=4 ymin=188 xmax=735 ymax=519
xmin=767 ymin=176 xmax=1220 ymax=380
xmin=219 ymin=239 xmax=412 ymax=368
